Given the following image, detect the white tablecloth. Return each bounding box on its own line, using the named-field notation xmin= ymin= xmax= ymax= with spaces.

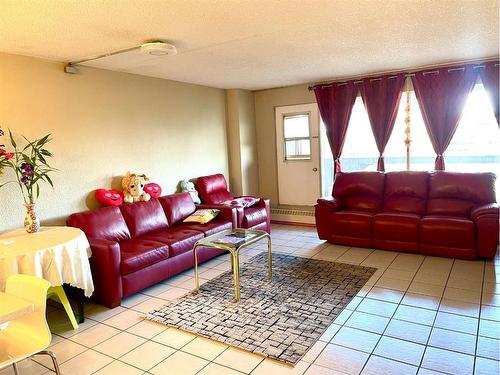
xmin=0 ymin=227 xmax=94 ymax=297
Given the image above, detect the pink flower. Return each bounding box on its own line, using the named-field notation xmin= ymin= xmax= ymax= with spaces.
xmin=0 ymin=148 xmax=5 ymax=155
xmin=5 ymin=153 xmax=13 ymax=159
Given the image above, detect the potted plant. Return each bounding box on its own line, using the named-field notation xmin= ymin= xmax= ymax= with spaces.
xmin=0 ymin=126 xmax=56 ymax=233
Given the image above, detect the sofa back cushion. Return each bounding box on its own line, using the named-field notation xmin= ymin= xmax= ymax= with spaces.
xmin=195 ymin=174 xmax=234 ymax=204
xmin=427 ymin=172 xmax=496 ymax=217
xmin=67 ymin=206 xmax=131 ymax=242
xmin=383 ymin=171 xmax=429 ymax=215
xmin=119 ymin=199 xmax=169 ymax=238
xmin=158 ymin=192 xmax=197 ymax=226
xmin=333 ymin=172 xmax=385 ymax=213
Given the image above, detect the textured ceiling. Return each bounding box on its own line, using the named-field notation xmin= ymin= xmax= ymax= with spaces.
xmin=1 ymin=0 xmax=498 ymax=90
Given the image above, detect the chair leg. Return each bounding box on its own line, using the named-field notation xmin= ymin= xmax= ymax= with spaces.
xmin=47 ymin=286 xmax=79 ymax=330
xmin=37 ymin=350 xmax=61 ymax=375
xmin=12 ymin=362 xmax=19 ymax=375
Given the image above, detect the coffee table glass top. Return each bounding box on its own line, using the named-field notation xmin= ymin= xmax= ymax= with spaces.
xmin=196 ymin=228 xmax=267 ymax=250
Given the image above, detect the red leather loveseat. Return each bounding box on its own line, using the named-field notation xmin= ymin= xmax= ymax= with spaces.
xmin=196 ymin=173 xmax=271 ymax=233
xmin=316 ymin=171 xmax=499 ymax=259
xmin=67 ymin=192 xmax=236 ymax=307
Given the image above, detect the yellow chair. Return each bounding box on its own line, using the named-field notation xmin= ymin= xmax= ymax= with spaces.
xmin=0 ymin=275 xmax=61 ymax=374
xmin=47 ymin=286 xmax=79 ymax=330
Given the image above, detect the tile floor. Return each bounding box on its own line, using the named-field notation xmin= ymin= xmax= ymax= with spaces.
xmin=1 ymin=224 xmax=499 ymax=375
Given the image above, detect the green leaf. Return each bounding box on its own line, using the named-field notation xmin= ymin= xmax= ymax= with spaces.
xmin=44 ymin=174 xmax=54 ymax=188
xmin=40 ymin=149 xmax=52 ymax=157
xmin=36 ymin=134 xmax=51 ymax=146
xmin=38 ymin=153 xmax=47 ymax=165
xmin=8 ymin=130 xmax=16 ymax=148
xmin=36 ymin=183 xmax=40 ymax=199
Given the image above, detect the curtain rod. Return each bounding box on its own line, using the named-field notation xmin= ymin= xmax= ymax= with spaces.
xmin=307 ymin=56 xmax=499 ymax=91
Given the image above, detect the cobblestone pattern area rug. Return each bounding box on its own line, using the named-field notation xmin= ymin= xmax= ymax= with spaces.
xmin=147 ymin=253 xmax=376 ymax=365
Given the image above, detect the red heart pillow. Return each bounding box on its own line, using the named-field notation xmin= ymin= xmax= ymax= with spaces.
xmin=95 ymin=189 xmax=124 ymax=206
xmin=144 ymin=182 xmax=162 ymax=199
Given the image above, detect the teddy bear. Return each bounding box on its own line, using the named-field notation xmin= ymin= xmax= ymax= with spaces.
xmin=122 ymin=172 xmax=151 ymax=203
xmin=180 ymin=179 xmax=201 ymax=204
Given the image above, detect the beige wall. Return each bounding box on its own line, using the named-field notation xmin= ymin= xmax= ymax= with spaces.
xmin=225 ymin=89 xmax=259 ymax=196
xmin=254 ymin=84 xmax=315 ymax=205
xmin=0 ymin=52 xmax=228 ymax=231
xmin=225 ymin=90 xmax=243 ymax=195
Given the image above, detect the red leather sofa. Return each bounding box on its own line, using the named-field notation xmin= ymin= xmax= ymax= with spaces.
xmin=67 ymin=192 xmax=236 ymax=308
xmin=195 ymin=173 xmax=271 ymax=233
xmin=316 ymin=171 xmax=499 ymax=259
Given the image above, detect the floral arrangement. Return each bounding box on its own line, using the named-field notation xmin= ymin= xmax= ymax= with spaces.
xmin=0 ymin=126 xmax=56 ymax=205
xmin=0 ymin=127 xmax=14 ymax=176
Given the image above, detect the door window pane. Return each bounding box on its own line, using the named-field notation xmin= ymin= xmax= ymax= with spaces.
xmin=284 ymin=114 xmax=310 ymax=138
xmin=285 ymin=139 xmax=311 ymax=160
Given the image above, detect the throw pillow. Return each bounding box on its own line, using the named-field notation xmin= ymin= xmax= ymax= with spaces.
xmin=183 ymin=209 xmax=220 ymax=224
xmin=223 ymin=196 xmax=260 ymax=207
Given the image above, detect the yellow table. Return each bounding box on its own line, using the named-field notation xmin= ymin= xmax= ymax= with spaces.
xmin=0 ymin=292 xmax=34 ymax=325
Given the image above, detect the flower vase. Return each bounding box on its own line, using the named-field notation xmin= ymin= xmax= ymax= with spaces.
xmin=24 ymin=203 xmax=40 ymax=233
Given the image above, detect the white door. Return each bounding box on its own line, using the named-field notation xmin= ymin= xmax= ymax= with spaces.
xmin=275 ymin=104 xmax=321 ymax=205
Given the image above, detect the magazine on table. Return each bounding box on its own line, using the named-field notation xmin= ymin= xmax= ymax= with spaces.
xmin=213 ymin=232 xmax=259 ymax=246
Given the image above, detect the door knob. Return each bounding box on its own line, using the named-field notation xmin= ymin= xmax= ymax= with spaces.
xmin=313 ymin=168 xmax=318 ymax=172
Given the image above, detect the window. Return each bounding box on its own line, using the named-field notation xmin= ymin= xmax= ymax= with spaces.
xmin=385 ymin=91 xmax=435 ymax=172
xmin=320 ymin=121 xmax=333 ymax=196
xmin=446 ymin=83 xmax=500 ymax=194
xmin=340 ymin=97 xmax=378 ymax=171
xmin=283 ymin=114 xmax=311 ymax=160
xmin=319 ymin=81 xmax=499 ymax=196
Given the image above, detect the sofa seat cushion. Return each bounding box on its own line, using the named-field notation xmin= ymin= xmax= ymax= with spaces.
xmin=120 ymin=239 xmax=169 ymax=275
xmin=142 ymin=229 xmax=204 ymax=257
xmin=242 ymin=206 xmax=268 ymax=228
xmin=331 ymin=211 xmax=373 ymax=239
xmin=420 ymin=216 xmax=474 ymax=249
xmin=179 ymin=220 xmax=233 ymax=237
xmin=373 ymin=213 xmax=420 ymax=243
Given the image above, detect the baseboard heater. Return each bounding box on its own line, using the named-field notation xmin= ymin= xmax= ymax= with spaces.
xmin=270 ymin=207 xmax=315 ymax=225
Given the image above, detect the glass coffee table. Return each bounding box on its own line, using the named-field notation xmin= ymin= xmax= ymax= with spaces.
xmin=193 ymin=228 xmax=272 ymax=302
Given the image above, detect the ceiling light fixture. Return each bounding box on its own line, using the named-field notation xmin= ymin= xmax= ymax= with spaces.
xmin=64 ymin=40 xmax=176 ymax=74
xmin=140 ymin=41 xmax=177 ymax=56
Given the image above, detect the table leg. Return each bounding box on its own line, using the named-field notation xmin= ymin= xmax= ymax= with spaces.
xmin=232 ymin=252 xmax=240 ymax=302
xmin=267 ymin=234 xmax=272 ymax=280
xmin=77 ymin=289 xmax=85 ymax=323
xmin=194 ymin=244 xmax=200 ymax=293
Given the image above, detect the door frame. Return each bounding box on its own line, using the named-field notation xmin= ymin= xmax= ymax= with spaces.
xmin=274 ymin=103 xmax=322 ymax=206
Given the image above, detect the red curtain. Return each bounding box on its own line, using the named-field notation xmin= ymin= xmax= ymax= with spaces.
xmin=360 ymin=74 xmax=405 ymax=171
xmin=314 ymin=82 xmax=358 ymax=174
xmin=479 ymin=61 xmax=499 ymax=125
xmin=412 ymin=66 xmax=477 ymax=170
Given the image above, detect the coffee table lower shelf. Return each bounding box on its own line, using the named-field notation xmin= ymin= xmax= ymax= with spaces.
xmin=193 ymin=228 xmax=272 ymax=302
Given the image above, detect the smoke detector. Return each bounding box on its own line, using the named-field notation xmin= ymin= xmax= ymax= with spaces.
xmin=140 ymin=41 xmax=177 ymax=56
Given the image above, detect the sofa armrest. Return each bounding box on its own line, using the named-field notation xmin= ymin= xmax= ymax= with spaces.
xmin=316 ymin=197 xmax=341 ymax=212
xmin=470 ymin=203 xmax=499 ymax=259
xmin=471 ymin=203 xmax=499 ymax=220
xmin=315 ymin=197 xmax=341 ymax=240
xmin=197 ymin=204 xmax=238 ymax=228
xmin=88 ymin=238 xmax=123 ymax=308
xmin=255 ymin=198 xmax=271 ymax=233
